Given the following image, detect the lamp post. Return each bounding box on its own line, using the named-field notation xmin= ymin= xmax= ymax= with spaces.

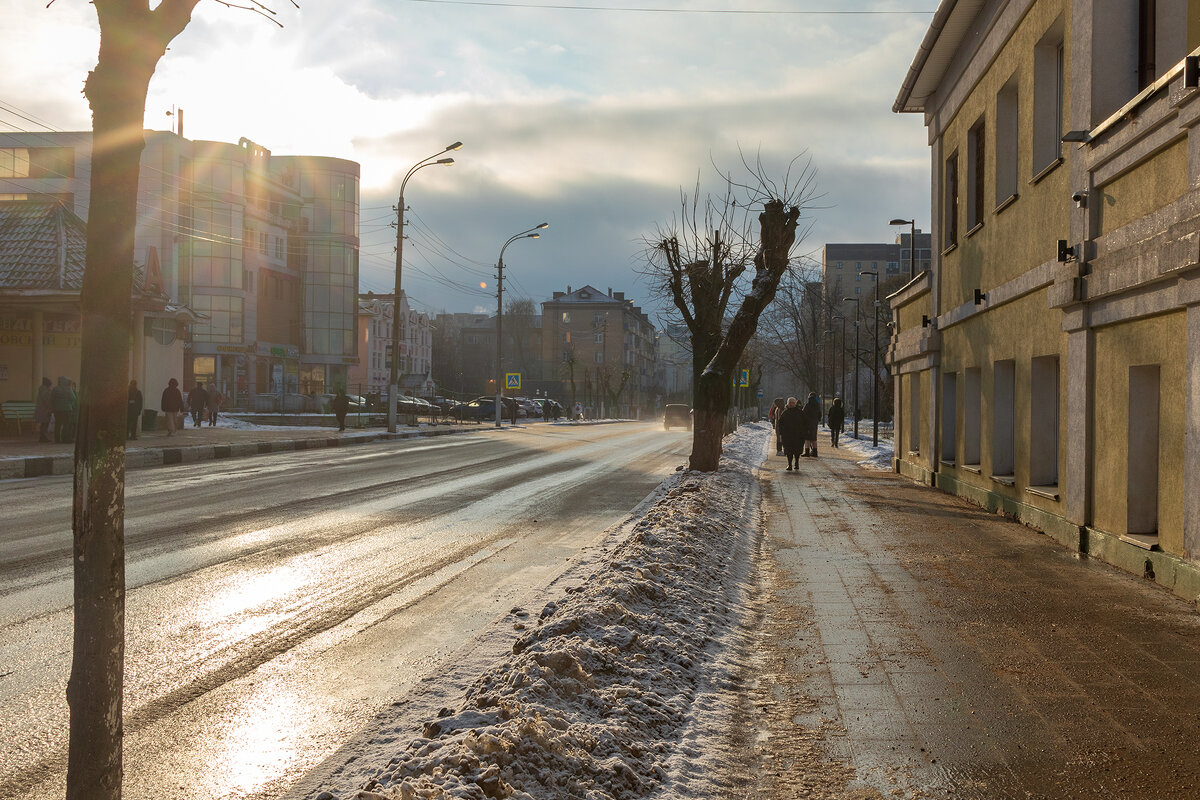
xmin=389 ymin=141 xmax=462 ymax=433
xmin=495 ymin=223 xmax=548 ymax=427
xmin=833 ymin=314 xmax=846 ymax=400
xmin=842 ymin=296 xmax=861 ymax=439
xmin=890 ymin=218 xmax=917 ymax=279
xmin=859 ymin=270 xmax=881 ymax=447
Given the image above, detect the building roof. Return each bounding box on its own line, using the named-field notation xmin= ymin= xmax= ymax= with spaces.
xmin=0 ymin=199 xmax=87 ymax=290
xmin=893 ymin=0 xmax=988 ymax=114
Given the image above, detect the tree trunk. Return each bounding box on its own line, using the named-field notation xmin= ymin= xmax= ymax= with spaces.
xmin=68 ymin=3 xmax=196 ymax=797
xmin=689 ymin=366 xmax=733 ymax=471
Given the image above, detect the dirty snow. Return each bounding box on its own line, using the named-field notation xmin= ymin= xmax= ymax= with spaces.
xmin=310 ymin=424 xmax=771 ymax=800
xmin=831 ymin=428 xmax=894 ymax=471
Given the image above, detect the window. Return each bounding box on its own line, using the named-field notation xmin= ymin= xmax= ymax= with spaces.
xmin=967 ymin=117 xmax=985 ymax=230
xmin=562 ymin=331 xmax=571 ymax=343
xmin=561 ymin=312 xmax=571 ymax=323
xmin=595 ymin=351 xmax=604 ymax=363
xmin=908 ymin=374 xmax=921 ymax=453
xmin=1128 ymin=364 xmax=1161 ymax=535
xmin=2 ymin=147 xmax=75 ymax=179
xmin=995 ymin=76 xmax=1019 ymax=205
xmin=1029 ymin=356 xmax=1059 ymax=487
xmin=1034 ymin=21 xmax=1064 ymax=173
xmin=259 ymin=231 xmax=268 ymax=255
xmin=964 ymin=368 xmax=981 ymax=466
xmin=941 ymin=373 xmax=957 ymax=462
xmin=594 ymin=332 xmax=603 ymax=343
xmin=944 ymin=151 xmax=959 ymax=247
xmin=992 ymin=360 xmax=1016 ymax=479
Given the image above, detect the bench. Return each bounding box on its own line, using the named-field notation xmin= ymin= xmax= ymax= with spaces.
xmin=1 ymin=400 xmax=37 ymax=436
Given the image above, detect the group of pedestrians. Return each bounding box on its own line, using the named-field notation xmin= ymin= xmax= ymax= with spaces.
xmin=158 ymin=379 xmax=223 ymax=436
xmin=767 ymin=393 xmax=847 ymax=471
xmin=34 ymin=376 xmax=78 ymax=443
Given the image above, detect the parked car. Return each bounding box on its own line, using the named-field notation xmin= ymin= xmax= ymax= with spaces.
xmin=397 ymin=395 xmax=435 ymax=415
xmin=316 ymin=393 xmax=366 ymax=413
xmin=449 ymin=398 xmax=495 ymax=420
xmin=663 ymin=404 xmax=692 ymax=430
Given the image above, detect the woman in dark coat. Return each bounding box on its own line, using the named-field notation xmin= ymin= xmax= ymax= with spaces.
xmin=161 ymin=378 xmax=184 ymax=436
xmin=801 ymin=392 xmax=821 ymax=458
xmin=776 ymin=396 xmax=805 ymax=471
xmin=827 ymin=397 xmax=845 ymax=449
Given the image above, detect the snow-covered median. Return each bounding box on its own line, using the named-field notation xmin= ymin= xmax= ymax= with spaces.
xmin=831 ymin=428 xmax=894 ymax=471
xmin=318 ymin=424 xmax=770 ymax=800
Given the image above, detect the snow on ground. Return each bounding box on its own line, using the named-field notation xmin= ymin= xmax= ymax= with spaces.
xmin=314 ymin=424 xmax=771 ymax=800
xmin=830 ymin=427 xmax=895 ymax=471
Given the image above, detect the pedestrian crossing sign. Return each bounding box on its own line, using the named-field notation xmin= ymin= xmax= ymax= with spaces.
xmin=738 ymin=369 xmax=750 ymax=387
xmin=506 ymin=373 xmax=521 ymax=389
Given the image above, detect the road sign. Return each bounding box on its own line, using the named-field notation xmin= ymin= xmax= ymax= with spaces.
xmin=738 ymin=369 xmax=750 ymax=387
xmin=757 ymin=387 xmax=765 ymax=398
xmin=506 ymin=373 xmax=521 ymax=389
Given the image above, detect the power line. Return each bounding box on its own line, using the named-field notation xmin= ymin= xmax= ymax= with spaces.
xmin=401 ymin=0 xmax=932 ymax=14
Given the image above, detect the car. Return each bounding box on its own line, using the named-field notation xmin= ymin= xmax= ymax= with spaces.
xmin=663 ymin=404 xmax=692 ymax=430
xmin=449 ymin=398 xmax=495 ymax=420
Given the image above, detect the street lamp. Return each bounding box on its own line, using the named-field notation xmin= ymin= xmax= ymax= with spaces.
xmin=389 ymin=141 xmax=462 ymax=433
xmin=495 ymin=223 xmax=548 ymax=427
xmin=833 ymin=314 xmax=846 ymax=401
xmin=842 ymin=296 xmax=861 ymax=440
xmin=890 ymin=218 xmax=917 ymax=279
xmin=859 ymin=270 xmax=881 ymax=447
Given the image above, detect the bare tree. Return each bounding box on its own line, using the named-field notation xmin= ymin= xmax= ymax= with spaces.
xmin=642 ymin=156 xmax=819 ymax=471
xmin=758 ymin=271 xmax=827 ymax=394
xmin=63 ymin=2 xmax=291 ymax=798
xmin=504 ymin=296 xmax=538 ymax=385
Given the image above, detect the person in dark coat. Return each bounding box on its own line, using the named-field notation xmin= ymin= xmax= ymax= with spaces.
xmin=188 ymin=382 xmax=209 ymax=428
xmin=331 ymin=389 xmax=351 ymax=431
xmin=127 ymin=380 xmax=144 ymax=440
xmin=827 ymin=396 xmax=845 ymax=449
xmin=776 ymin=396 xmax=805 ymax=471
xmin=161 ymin=378 xmax=184 ymax=436
xmin=801 ymin=391 xmax=821 ymax=458
xmin=769 ymin=396 xmax=786 ymax=455
xmin=51 ymin=376 xmax=75 ymax=443
xmin=35 ymin=377 xmax=53 ymax=442
xmin=206 ymin=382 xmax=222 ymax=426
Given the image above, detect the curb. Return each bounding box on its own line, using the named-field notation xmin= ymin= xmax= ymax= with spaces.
xmin=0 ymin=426 xmax=473 ymax=480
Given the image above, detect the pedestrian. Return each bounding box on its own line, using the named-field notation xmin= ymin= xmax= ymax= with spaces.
xmin=331 ymin=388 xmax=350 ymax=431
xmin=34 ymin=377 xmax=53 ymax=442
xmin=206 ymin=382 xmax=222 ymax=426
xmin=776 ymin=396 xmax=805 ymax=471
xmin=769 ymin=396 xmax=786 ymax=455
xmin=573 ymin=401 xmax=583 ymax=421
xmin=161 ymin=378 xmax=184 ymax=436
xmin=188 ymin=381 xmax=209 ymax=428
xmin=51 ymin=376 xmax=75 ymax=443
xmin=828 ymin=396 xmax=845 ymax=449
xmin=543 ymin=399 xmax=551 ymax=421
xmin=127 ymin=379 xmax=144 ymax=440
xmin=801 ymin=391 xmax=822 ymax=458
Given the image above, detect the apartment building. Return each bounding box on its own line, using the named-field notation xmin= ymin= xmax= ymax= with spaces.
xmin=890 ymin=0 xmax=1200 ymax=598
xmin=348 ymin=291 xmax=431 ymax=396
xmin=0 ymin=130 xmax=359 ymax=408
xmin=540 ymin=285 xmax=657 ymax=415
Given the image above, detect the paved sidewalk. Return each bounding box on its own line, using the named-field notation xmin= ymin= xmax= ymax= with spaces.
xmin=744 ymin=442 xmax=1200 ymax=799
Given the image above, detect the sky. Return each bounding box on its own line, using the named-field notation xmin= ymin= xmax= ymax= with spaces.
xmin=0 ymin=0 xmax=934 ymax=319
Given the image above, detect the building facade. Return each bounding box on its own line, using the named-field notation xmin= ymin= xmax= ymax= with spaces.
xmin=348 ymin=291 xmax=431 ymax=397
xmin=0 ymin=131 xmax=360 ymax=409
xmin=540 ymin=285 xmax=657 ymax=416
xmin=890 ymin=0 xmax=1200 ymax=598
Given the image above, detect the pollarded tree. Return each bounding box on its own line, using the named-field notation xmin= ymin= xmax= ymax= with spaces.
xmin=642 ymin=156 xmax=819 ymax=471
xmin=62 ymin=2 xmax=291 ymax=799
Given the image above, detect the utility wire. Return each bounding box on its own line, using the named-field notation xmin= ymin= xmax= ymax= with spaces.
xmin=401 ymin=0 xmax=932 ymax=13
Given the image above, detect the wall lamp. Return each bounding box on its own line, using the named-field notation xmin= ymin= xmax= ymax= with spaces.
xmin=922 ymin=314 xmax=937 ymax=329
xmin=974 ymin=288 xmax=986 ymax=305
xmin=1057 ymin=239 xmax=1076 ymax=262
xmin=1187 ymin=55 xmax=1199 ymax=88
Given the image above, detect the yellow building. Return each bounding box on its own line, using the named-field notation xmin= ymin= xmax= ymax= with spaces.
xmin=891 ymin=0 xmax=1200 ymax=599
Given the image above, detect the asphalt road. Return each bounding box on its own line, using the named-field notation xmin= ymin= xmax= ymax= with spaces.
xmin=0 ymin=422 xmax=690 ymax=800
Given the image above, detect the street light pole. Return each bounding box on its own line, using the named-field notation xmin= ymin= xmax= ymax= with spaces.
xmin=859 ymin=270 xmax=881 ymax=447
xmin=842 ymin=296 xmax=861 ymax=439
xmin=890 ymin=218 xmax=916 ymax=279
xmin=389 ymin=141 xmax=462 ymax=434
xmin=834 ymin=315 xmax=846 ymax=400
xmin=495 ymin=223 xmax=548 ymax=427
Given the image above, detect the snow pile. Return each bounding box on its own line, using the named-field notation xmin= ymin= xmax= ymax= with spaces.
xmin=835 ymin=430 xmax=894 ymax=471
xmin=328 ymin=425 xmax=769 ymax=800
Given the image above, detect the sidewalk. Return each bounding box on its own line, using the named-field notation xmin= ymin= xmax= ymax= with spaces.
xmin=0 ymin=417 xmax=480 ymax=480
xmin=746 ymin=440 xmax=1200 ymax=799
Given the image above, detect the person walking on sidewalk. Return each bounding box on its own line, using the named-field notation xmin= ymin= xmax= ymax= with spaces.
xmin=769 ymin=396 xmax=786 ymax=455
xmin=51 ymin=376 xmax=76 ymax=444
xmin=206 ymin=382 xmax=222 ymax=426
xmin=331 ymin=389 xmax=350 ymax=431
xmin=828 ymin=396 xmax=845 ymax=449
xmin=188 ymin=382 xmax=209 ymax=428
xmin=127 ymin=380 xmax=144 ymax=440
xmin=34 ymin=377 xmax=53 ymax=442
xmin=161 ymin=378 xmax=184 ymax=436
xmin=801 ymin=391 xmax=821 ymax=458
xmin=776 ymin=396 xmax=805 ymax=471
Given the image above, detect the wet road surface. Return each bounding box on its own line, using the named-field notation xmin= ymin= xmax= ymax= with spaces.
xmin=746 ymin=442 xmax=1200 ymax=799
xmin=0 ymin=422 xmax=688 ymax=800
